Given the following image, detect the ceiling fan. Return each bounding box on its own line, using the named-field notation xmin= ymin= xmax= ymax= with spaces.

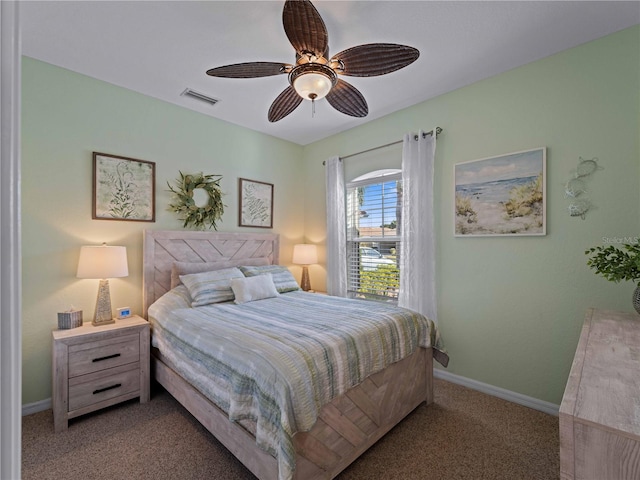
xmin=206 ymin=0 xmax=419 ymax=122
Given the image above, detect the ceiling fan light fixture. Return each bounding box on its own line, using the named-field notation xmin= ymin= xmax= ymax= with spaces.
xmin=289 ymin=63 xmax=337 ymax=101
xmin=294 ymin=73 xmax=332 ymax=100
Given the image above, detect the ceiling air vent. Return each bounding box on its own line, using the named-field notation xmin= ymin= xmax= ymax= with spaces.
xmin=181 ymin=88 xmax=219 ymax=106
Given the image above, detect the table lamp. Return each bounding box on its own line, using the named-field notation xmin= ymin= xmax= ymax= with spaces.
xmin=292 ymin=244 xmax=318 ymax=292
xmin=77 ymin=243 xmax=129 ymax=326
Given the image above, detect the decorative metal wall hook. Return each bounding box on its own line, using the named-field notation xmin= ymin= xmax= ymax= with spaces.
xmin=564 ymin=157 xmax=602 ymax=220
xmin=576 ymin=157 xmax=602 ymax=177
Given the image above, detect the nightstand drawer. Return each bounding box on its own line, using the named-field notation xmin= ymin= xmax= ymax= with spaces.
xmin=68 ymin=333 xmax=140 ymax=377
xmin=68 ymin=363 xmax=140 ymax=411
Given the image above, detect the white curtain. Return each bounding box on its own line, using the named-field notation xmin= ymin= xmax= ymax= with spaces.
xmin=325 ymin=156 xmax=348 ymax=297
xmin=399 ymin=130 xmax=438 ymax=323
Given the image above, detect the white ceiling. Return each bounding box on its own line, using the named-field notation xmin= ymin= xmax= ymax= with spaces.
xmin=21 ymin=1 xmax=640 ymax=145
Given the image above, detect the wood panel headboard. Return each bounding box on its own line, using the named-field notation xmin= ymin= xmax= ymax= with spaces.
xmin=142 ymin=230 xmax=280 ymax=317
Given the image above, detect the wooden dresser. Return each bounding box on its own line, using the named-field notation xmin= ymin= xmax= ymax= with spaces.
xmin=560 ymin=308 xmax=640 ymax=480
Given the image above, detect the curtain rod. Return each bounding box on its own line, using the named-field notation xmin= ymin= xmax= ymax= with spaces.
xmin=323 ymin=127 xmax=442 ymax=165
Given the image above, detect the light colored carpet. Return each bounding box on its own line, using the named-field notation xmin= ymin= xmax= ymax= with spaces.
xmin=22 ymin=379 xmax=559 ymax=479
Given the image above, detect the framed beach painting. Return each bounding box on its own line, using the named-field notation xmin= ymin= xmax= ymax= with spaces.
xmin=454 ymin=147 xmax=546 ymax=237
xmin=238 ymin=178 xmax=273 ymax=228
xmin=92 ymin=152 xmax=155 ymax=222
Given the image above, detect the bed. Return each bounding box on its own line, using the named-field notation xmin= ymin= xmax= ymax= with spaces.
xmin=143 ymin=229 xmax=446 ymax=480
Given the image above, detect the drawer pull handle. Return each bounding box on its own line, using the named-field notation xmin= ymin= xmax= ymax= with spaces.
xmin=93 ymin=383 xmax=121 ymax=395
xmin=92 ymin=353 xmax=121 ymax=363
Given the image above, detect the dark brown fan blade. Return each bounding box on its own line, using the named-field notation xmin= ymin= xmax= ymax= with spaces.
xmin=332 ymin=43 xmax=419 ymax=77
xmin=268 ymin=85 xmax=303 ymax=122
xmin=325 ymin=79 xmax=368 ymax=118
xmin=206 ymin=62 xmax=290 ymax=78
xmin=283 ymin=0 xmax=328 ymax=57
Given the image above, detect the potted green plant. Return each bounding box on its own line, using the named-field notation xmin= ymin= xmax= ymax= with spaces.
xmin=585 ymin=241 xmax=640 ymax=314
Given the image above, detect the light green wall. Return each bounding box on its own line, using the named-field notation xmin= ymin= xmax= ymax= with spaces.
xmin=22 ymin=26 xmax=640 ymax=407
xmin=302 ymin=25 xmax=640 ymax=405
xmin=21 ymin=57 xmax=305 ymax=404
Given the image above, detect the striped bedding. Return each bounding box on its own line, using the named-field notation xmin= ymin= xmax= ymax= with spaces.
xmin=148 ymin=286 xmax=447 ymax=480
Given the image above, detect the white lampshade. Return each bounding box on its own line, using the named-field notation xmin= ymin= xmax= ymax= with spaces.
xmin=292 ymin=244 xmax=318 ymax=265
xmin=293 ymin=73 xmax=333 ymax=101
xmin=77 ymin=244 xmax=128 ymax=279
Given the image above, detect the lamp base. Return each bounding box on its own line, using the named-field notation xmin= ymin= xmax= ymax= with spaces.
xmin=93 ymin=279 xmax=115 ymax=326
xmin=300 ymin=266 xmax=312 ymax=292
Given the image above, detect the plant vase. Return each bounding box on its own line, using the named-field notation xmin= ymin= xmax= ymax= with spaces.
xmin=634 ymin=285 xmax=640 ymax=316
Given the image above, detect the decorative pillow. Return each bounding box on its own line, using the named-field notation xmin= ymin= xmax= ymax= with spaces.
xmin=179 ymin=267 xmax=244 ymax=307
xmin=231 ymin=274 xmax=279 ymax=304
xmin=239 ymin=265 xmax=301 ymax=293
xmin=170 ymin=257 xmax=270 ymax=289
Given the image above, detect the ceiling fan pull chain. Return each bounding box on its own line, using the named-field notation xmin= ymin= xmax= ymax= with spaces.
xmin=309 ymin=92 xmax=317 ymax=118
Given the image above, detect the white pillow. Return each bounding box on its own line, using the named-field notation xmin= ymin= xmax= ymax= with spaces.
xmin=231 ymin=274 xmax=279 ymax=304
xmin=180 ymin=267 xmax=244 ymax=307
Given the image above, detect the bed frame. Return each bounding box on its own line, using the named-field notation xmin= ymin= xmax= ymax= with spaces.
xmin=143 ymin=230 xmax=434 ymax=480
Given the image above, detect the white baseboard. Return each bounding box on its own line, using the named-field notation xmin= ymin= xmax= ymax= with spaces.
xmin=22 ymin=398 xmax=51 ymax=417
xmin=434 ymin=369 xmax=559 ymax=416
xmin=24 ymin=373 xmax=559 ymax=418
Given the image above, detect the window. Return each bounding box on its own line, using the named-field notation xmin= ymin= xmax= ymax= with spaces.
xmin=346 ymin=170 xmax=401 ymax=302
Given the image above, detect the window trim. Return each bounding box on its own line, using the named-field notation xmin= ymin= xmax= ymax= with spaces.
xmin=347 ymin=171 xmax=402 ymax=190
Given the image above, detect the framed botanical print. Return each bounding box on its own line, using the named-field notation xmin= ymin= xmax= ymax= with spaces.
xmin=238 ymin=178 xmax=273 ymax=228
xmin=93 ymin=152 xmax=155 ymax=222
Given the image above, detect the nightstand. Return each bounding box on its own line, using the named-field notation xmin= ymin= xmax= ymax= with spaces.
xmin=52 ymin=315 xmax=150 ymax=432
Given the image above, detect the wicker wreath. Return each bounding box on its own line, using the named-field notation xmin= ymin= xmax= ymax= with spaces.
xmin=168 ymin=172 xmax=225 ymax=230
